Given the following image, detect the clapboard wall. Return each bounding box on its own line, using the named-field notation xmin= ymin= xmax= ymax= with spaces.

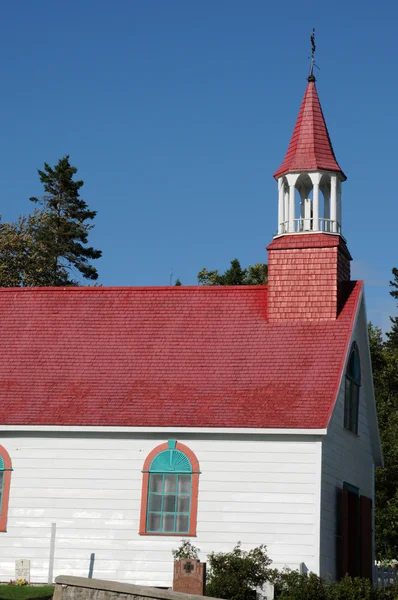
xmin=0 ymin=432 xmax=322 ymax=585
xmin=320 ymin=298 xmax=376 ymax=579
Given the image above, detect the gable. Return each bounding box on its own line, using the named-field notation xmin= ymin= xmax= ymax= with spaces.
xmin=326 ymin=292 xmax=382 ymax=466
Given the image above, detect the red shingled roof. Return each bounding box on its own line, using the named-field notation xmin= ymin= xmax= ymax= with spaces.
xmin=0 ymin=283 xmax=361 ymax=429
xmin=274 ymin=80 xmax=346 ymax=180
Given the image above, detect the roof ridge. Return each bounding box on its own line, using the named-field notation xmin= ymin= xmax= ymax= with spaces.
xmin=0 ymin=285 xmax=269 ymax=293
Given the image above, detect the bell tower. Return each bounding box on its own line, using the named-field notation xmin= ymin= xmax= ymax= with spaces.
xmin=267 ymin=57 xmax=352 ymax=322
xmin=273 ymin=76 xmax=346 ymax=236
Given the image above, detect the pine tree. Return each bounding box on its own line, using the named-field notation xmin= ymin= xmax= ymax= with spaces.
xmin=386 ymin=268 xmax=398 ymax=351
xmin=369 ymin=323 xmax=398 ymax=558
xmin=29 ymin=156 xmax=101 ymax=285
xmin=197 ymin=259 xmax=268 ymax=286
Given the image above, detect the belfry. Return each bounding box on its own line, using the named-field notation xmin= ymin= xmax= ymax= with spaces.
xmin=273 ymin=77 xmax=346 ymax=236
xmin=267 ymin=58 xmax=352 ymax=321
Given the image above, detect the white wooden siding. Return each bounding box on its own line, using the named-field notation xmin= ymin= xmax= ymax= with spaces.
xmin=320 ymin=297 xmax=376 ymax=579
xmin=0 ymin=434 xmax=321 ymax=585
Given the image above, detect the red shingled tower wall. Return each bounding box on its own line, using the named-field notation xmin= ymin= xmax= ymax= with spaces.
xmin=267 ymin=233 xmax=351 ymax=321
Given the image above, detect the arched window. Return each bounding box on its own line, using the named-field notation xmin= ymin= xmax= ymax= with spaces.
xmin=0 ymin=445 xmax=12 ymax=532
xmin=344 ymin=343 xmax=361 ymax=434
xmin=139 ymin=440 xmax=200 ymax=536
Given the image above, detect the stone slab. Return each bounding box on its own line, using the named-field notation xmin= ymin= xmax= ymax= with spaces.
xmin=173 ymin=560 xmax=206 ymax=596
xmin=15 ymin=559 xmax=30 ymax=583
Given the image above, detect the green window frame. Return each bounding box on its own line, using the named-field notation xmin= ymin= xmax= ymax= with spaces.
xmin=146 ymin=441 xmax=192 ymax=534
xmin=344 ymin=343 xmax=360 ymax=434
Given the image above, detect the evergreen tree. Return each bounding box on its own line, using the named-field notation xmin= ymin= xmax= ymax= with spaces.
xmin=386 ymin=267 xmax=398 ymax=351
xmin=29 ymin=155 xmax=101 ymax=285
xmin=369 ymin=323 xmax=398 ymax=559
xmin=198 ymin=259 xmax=268 ymax=286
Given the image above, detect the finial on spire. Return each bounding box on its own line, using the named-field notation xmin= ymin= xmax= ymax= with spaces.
xmin=308 ymin=28 xmax=316 ymax=82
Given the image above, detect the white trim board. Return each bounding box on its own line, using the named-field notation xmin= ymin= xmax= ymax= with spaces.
xmin=0 ymin=425 xmax=328 ymax=435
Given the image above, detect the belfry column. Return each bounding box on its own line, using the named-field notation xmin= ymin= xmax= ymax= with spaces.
xmin=278 ymin=178 xmax=284 ymax=234
xmin=286 ymin=174 xmax=298 ymax=233
xmin=330 ymin=174 xmax=337 ymax=233
xmin=337 ymin=179 xmax=342 ymax=232
xmin=284 ymin=187 xmax=289 ymax=233
xmin=310 ymin=172 xmax=322 ymax=232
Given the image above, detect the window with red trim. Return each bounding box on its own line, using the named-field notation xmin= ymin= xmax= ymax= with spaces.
xmin=139 ymin=440 xmax=200 ymax=536
xmin=0 ymin=445 xmax=12 ymax=532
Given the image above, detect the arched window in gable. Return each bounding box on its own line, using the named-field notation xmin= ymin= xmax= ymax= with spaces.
xmin=139 ymin=441 xmax=200 ymax=536
xmin=0 ymin=445 xmax=12 ymax=532
xmin=344 ymin=343 xmax=361 ymax=434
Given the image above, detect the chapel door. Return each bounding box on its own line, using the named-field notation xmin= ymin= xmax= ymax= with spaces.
xmin=360 ymin=495 xmax=373 ymax=579
xmin=342 ymin=484 xmax=373 ymax=580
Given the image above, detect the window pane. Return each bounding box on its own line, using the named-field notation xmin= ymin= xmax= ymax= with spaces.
xmin=149 ymin=494 xmax=162 ymax=511
xmin=178 ymin=475 xmax=191 ymax=493
xmin=353 ymin=354 xmax=360 ymax=381
xmin=163 ymin=513 xmax=175 ymax=532
xmin=176 ymin=514 xmax=189 ymax=532
xmin=150 ymin=474 xmax=163 ymax=493
xmin=164 ymin=495 xmax=176 ymax=512
xmin=147 ymin=512 xmax=161 ymax=531
xmin=345 ymin=377 xmax=352 ymax=429
xmin=352 ymin=384 xmax=360 ymax=434
xmin=164 ymin=474 xmax=177 ymax=493
xmin=178 ymin=496 xmax=190 ymax=513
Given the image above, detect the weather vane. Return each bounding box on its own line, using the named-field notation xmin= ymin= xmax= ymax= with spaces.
xmin=308 ymin=28 xmax=317 ymax=82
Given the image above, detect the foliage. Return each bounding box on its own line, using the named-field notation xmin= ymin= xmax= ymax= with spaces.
xmin=369 ymin=323 xmax=398 ymax=559
xmin=172 ymin=539 xmax=200 ymax=561
xmin=271 ymin=571 xmax=396 ymax=600
xmin=0 ymin=156 xmax=101 ymax=287
xmin=0 ymin=213 xmax=48 ymax=287
xmin=174 ymin=278 xmax=182 ymax=286
xmin=271 ymin=569 xmax=326 ymax=600
xmin=325 ymin=575 xmax=376 ymax=600
xmin=386 ymin=268 xmax=398 ymax=352
xmin=0 ymin=586 xmax=54 ymax=600
xmin=29 ymin=155 xmax=101 ymax=285
xmin=198 ymin=259 xmax=268 ymax=286
xmin=205 ymin=543 xmax=272 ymax=600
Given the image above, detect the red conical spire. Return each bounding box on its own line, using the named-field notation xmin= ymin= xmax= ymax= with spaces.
xmin=273 ymin=80 xmax=346 ymax=180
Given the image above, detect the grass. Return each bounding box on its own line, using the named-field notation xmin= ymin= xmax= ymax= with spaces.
xmin=0 ymin=586 xmax=54 ymax=600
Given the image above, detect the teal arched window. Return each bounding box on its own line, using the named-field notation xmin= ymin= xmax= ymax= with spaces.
xmin=140 ymin=440 xmax=200 ymax=536
xmin=344 ymin=343 xmax=361 ymax=434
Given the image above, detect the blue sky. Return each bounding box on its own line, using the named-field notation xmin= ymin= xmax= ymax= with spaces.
xmin=0 ymin=0 xmax=396 ymax=331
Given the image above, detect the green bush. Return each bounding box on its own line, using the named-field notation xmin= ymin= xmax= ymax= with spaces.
xmin=205 ymin=543 xmax=272 ymax=600
xmin=172 ymin=539 xmax=201 ymax=561
xmin=272 ymin=570 xmax=326 ymax=600
xmin=325 ymin=574 xmax=376 ymax=600
xmin=375 ymin=583 xmax=398 ymax=600
xmin=272 ymin=571 xmax=398 ymax=600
